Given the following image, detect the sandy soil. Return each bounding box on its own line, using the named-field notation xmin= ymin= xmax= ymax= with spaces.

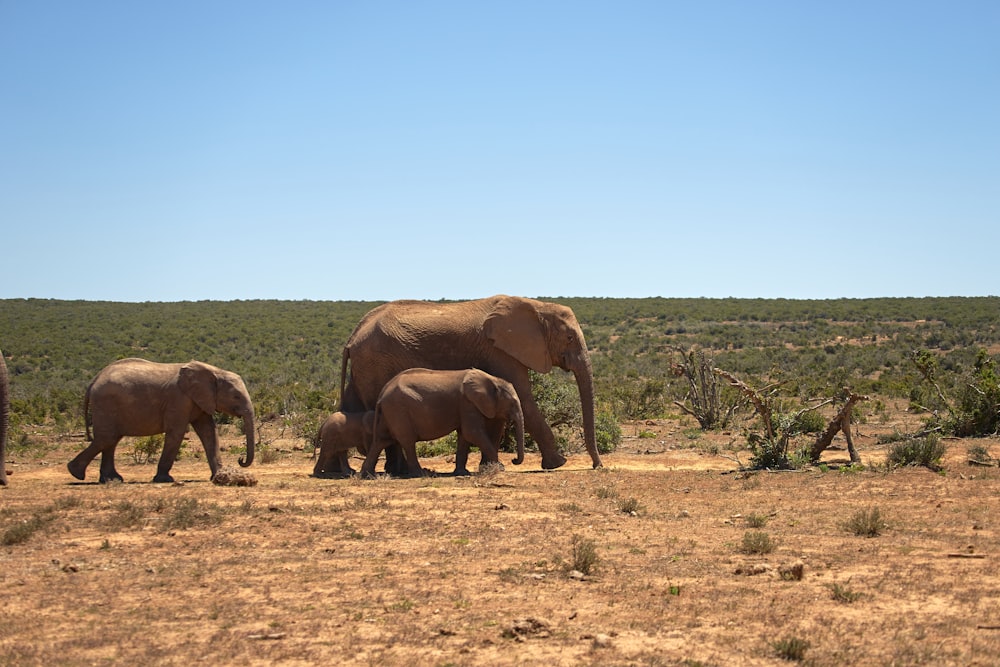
xmin=2 ymin=415 xmax=1000 ymax=666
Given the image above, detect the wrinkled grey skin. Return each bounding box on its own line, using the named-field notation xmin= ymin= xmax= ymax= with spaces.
xmin=0 ymin=349 xmax=9 ymax=486
xmin=362 ymin=368 xmax=526 ymax=479
xmin=312 ymin=410 xmax=374 ymax=478
xmin=68 ymin=358 xmax=256 ymax=483
xmin=341 ymin=295 xmax=601 ymax=475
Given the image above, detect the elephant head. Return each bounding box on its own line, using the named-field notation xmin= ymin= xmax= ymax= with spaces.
xmin=0 ymin=349 xmax=9 ymax=486
xmin=179 ymin=362 xmax=256 ymax=467
xmin=463 ymin=369 xmax=525 ymax=466
xmin=483 ymin=297 xmax=600 ymax=468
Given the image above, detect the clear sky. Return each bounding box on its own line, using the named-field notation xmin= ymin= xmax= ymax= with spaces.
xmin=2 ymin=2 xmax=997 ymax=302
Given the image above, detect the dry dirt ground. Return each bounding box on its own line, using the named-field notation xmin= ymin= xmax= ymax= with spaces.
xmin=3 ymin=412 xmax=1000 ymax=667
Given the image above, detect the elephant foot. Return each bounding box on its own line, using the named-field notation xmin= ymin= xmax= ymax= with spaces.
xmin=452 ymin=467 xmax=472 ymax=477
xmin=99 ymin=472 xmax=124 ymax=484
xmin=541 ymin=453 xmax=568 ymax=470
xmin=152 ymin=472 xmax=175 ymax=484
xmin=313 ymin=469 xmax=352 ymax=479
xmin=67 ymin=460 xmax=87 ymax=481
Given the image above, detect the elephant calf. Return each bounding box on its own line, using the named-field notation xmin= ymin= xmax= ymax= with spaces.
xmin=362 ymin=368 xmax=525 ymax=479
xmin=313 ymin=410 xmax=374 ymax=478
xmin=68 ymin=358 xmax=256 ymax=484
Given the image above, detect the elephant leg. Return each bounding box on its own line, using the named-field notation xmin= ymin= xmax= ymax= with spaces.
xmin=98 ymin=442 xmax=125 ymax=483
xmin=383 ymin=443 xmax=408 ymax=476
xmin=360 ymin=436 xmax=389 ymax=479
xmin=399 ymin=440 xmax=426 ymax=478
xmin=453 ymin=434 xmax=472 ymax=476
xmin=463 ymin=422 xmax=503 ymax=473
xmin=190 ymin=415 xmax=222 ymax=479
xmin=68 ymin=434 xmax=119 ymax=482
xmin=153 ymin=424 xmax=190 ymax=483
xmin=338 ymin=451 xmax=355 ymax=475
xmin=520 ymin=397 xmax=567 ymax=470
xmin=482 ymin=418 xmax=510 ymax=471
xmin=314 ymin=449 xmax=355 ymax=478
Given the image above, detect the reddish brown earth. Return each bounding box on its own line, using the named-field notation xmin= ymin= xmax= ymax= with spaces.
xmin=2 ymin=411 xmax=1000 ymax=666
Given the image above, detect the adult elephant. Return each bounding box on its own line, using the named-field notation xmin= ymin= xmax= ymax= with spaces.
xmin=68 ymin=359 xmax=256 ymax=483
xmin=340 ymin=295 xmax=602 ymax=471
xmin=0 ymin=349 xmax=9 ymax=486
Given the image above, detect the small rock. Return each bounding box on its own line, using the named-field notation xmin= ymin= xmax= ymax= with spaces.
xmin=568 ymin=569 xmax=586 ymax=581
xmin=779 ymin=561 xmax=805 ymax=581
xmin=503 ymin=617 xmax=551 ymax=640
xmin=592 ymin=633 xmax=613 ymax=649
xmin=734 ymin=562 xmax=771 ymax=576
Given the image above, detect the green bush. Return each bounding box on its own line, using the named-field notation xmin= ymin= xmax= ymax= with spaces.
xmin=886 ymin=435 xmax=946 ymax=470
xmin=569 ymin=535 xmax=599 ymax=575
xmin=740 ymin=530 xmax=774 ymax=555
xmin=844 ymin=506 xmax=887 ymax=537
xmin=947 ymin=350 xmax=1000 ymax=437
xmin=772 ymin=636 xmax=810 ymax=661
xmin=130 ymin=435 xmax=163 ymax=465
xmin=595 ymin=410 xmax=621 ymax=454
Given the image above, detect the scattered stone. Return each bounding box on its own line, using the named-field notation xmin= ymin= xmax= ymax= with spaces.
xmin=503 ymin=617 xmax=551 ymax=640
xmin=213 ymin=467 xmax=258 ymax=487
xmin=734 ymin=562 xmax=771 ymax=576
xmin=779 ymin=560 xmax=805 ymax=581
xmin=568 ymin=569 xmax=586 ymax=581
xmin=592 ymin=633 xmax=613 ymax=649
xmin=62 ymin=563 xmax=79 ymax=573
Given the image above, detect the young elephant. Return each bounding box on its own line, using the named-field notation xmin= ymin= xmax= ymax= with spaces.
xmin=68 ymin=358 xmax=256 ymax=483
xmin=362 ymin=368 xmax=525 ymax=478
xmin=313 ymin=410 xmax=374 ymax=478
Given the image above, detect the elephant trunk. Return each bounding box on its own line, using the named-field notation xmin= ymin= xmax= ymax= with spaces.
xmin=572 ymin=355 xmax=603 ymax=469
xmin=238 ymin=409 xmax=256 ymax=468
xmin=511 ymin=405 xmax=525 ymax=465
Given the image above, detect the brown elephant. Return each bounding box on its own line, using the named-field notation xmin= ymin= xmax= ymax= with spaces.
xmin=0 ymin=349 xmax=9 ymax=486
xmin=313 ymin=410 xmax=374 ymax=478
xmin=362 ymin=368 xmax=526 ymax=479
xmin=68 ymin=358 xmax=256 ymax=483
xmin=341 ymin=295 xmax=601 ymax=473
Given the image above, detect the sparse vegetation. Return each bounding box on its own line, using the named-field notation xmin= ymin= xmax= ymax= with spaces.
xmin=845 ymin=506 xmax=888 ymax=537
xmin=617 ymin=497 xmax=641 ymax=514
xmin=830 ymin=582 xmax=864 ymax=603
xmin=740 ymin=530 xmax=774 ymax=554
xmin=772 ymin=636 xmax=810 ymax=661
xmin=886 ymin=435 xmax=946 ymax=470
xmin=2 ymin=513 xmax=52 ymax=545
xmin=2 ymin=297 xmax=1000 ymax=664
xmin=569 ymin=535 xmax=599 ymax=575
xmin=130 ymin=435 xmax=164 ymax=465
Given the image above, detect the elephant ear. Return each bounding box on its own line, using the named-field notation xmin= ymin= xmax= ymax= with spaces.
xmin=483 ymin=297 xmax=553 ymax=373
xmin=179 ymin=362 xmax=218 ymax=415
xmin=463 ymin=370 xmax=499 ymax=419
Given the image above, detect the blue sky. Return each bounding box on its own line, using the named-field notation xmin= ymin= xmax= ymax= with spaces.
xmin=2 ymin=1 xmax=997 ymax=302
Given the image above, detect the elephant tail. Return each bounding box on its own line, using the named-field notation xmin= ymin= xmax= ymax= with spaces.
xmin=83 ymin=383 xmax=93 ymax=441
xmin=312 ymin=422 xmax=323 ymax=459
xmin=339 ymin=347 xmax=350 ymax=409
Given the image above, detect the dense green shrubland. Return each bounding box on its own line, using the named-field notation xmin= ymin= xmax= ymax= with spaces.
xmin=2 ymin=297 xmax=998 ymax=447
